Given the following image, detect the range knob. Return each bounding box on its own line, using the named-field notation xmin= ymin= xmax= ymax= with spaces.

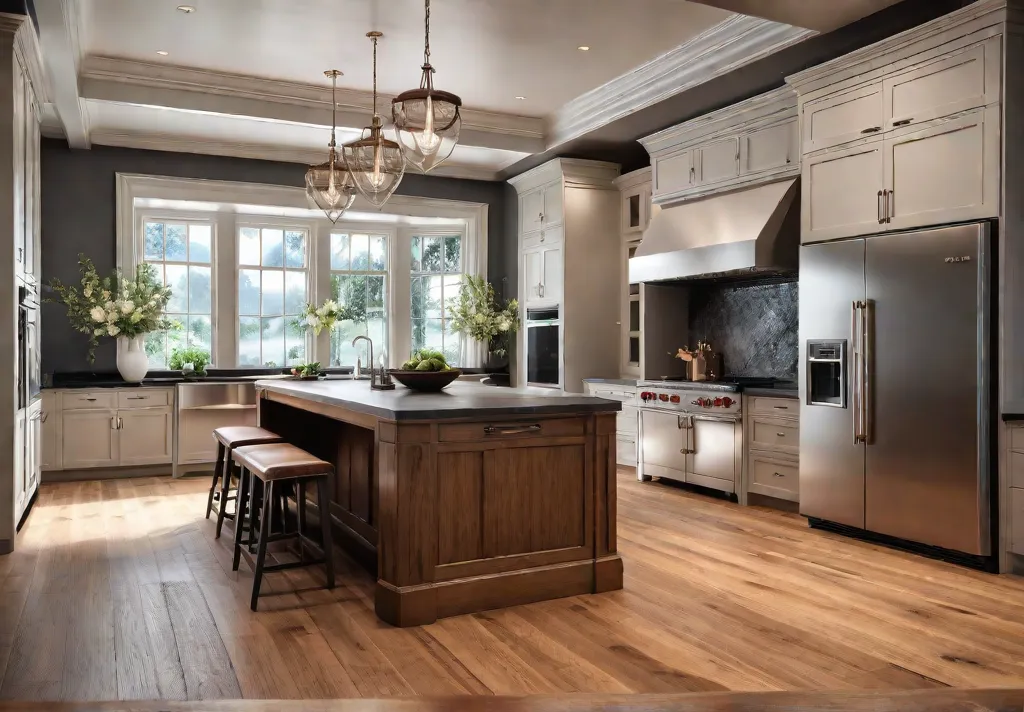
xmin=670 ymin=395 xmax=681 ymax=404
xmin=721 ymin=396 xmax=734 ymax=408
xmin=658 ymin=393 xmax=669 ymax=402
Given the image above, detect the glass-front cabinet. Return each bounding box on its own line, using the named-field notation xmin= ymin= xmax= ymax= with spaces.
xmin=614 ymin=168 xmax=653 ymax=377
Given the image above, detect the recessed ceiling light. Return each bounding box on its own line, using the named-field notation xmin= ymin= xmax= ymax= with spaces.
xmin=577 ymin=45 xmax=590 ymax=51
xmin=156 ymin=50 xmax=169 ymax=56
xmin=177 ymin=5 xmax=196 ymax=13
xmin=515 ymin=96 xmax=526 ymax=100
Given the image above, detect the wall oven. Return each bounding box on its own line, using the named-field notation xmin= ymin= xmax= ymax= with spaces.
xmin=18 ymin=284 xmax=39 ymax=410
xmin=525 ymin=307 xmax=560 ymax=387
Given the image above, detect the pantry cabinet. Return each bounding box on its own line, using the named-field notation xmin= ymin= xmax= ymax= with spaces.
xmin=641 ymin=86 xmax=800 ymax=206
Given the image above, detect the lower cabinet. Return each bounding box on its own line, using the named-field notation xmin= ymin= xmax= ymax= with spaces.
xmin=584 ymin=382 xmax=637 ymax=467
xmin=744 ymin=395 xmax=800 ymax=503
xmin=53 ymin=387 xmax=174 ymax=472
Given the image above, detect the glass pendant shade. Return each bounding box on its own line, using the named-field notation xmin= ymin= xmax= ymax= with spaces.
xmin=393 ymin=70 xmax=462 ymax=173
xmin=306 ymin=69 xmax=356 ymax=222
xmin=342 ymin=116 xmax=406 ymax=208
xmin=305 ymin=147 xmax=356 ymax=223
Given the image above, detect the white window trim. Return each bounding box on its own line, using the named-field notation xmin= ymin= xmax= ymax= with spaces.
xmin=115 ymin=173 xmax=489 ymax=368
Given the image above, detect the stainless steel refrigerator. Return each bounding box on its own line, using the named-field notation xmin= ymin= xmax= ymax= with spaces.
xmin=799 ymin=222 xmax=993 ymax=559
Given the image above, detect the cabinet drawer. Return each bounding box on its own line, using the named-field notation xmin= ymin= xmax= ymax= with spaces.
xmin=522 ymin=224 xmax=563 ymax=250
xmin=62 ymin=391 xmax=117 ymax=410
xmin=118 ymin=389 xmax=171 ymax=409
xmin=1012 ymin=488 xmax=1024 ymax=555
xmin=439 ymin=418 xmax=585 ymax=443
xmin=591 ymin=389 xmax=636 ymax=405
xmin=1011 ymin=450 xmax=1024 ymax=489
xmin=749 ymin=396 xmax=798 ymax=418
xmin=749 ymin=454 xmax=799 ymax=501
xmin=750 ymin=417 xmax=800 ymax=455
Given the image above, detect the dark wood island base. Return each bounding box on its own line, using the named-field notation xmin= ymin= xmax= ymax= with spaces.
xmin=256 ymin=380 xmax=623 ymax=627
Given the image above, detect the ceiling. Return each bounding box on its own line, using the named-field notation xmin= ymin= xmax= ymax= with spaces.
xmin=33 ymin=0 xmax=912 ymax=180
xmin=690 ymin=0 xmax=906 ymax=32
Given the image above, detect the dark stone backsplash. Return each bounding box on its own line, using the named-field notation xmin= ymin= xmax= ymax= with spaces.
xmin=688 ymin=280 xmax=798 ymax=380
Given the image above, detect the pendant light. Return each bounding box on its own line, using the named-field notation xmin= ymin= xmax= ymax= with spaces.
xmin=342 ymin=31 xmax=406 ymax=208
xmin=305 ymin=70 xmax=357 ymax=223
xmin=392 ymin=0 xmax=462 ymax=173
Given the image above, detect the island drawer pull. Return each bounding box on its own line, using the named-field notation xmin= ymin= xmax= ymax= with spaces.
xmin=484 ymin=424 xmax=542 ymax=436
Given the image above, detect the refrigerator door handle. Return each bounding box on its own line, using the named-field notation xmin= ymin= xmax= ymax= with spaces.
xmin=862 ymin=300 xmax=873 ymax=444
xmin=851 ymin=300 xmax=863 ymax=444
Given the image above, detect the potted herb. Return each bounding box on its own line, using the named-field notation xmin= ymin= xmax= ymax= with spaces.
xmin=447 ymin=275 xmax=519 ymax=372
xmin=290 ymin=362 xmax=323 ymax=380
xmin=169 ymin=346 xmax=211 ymax=378
xmin=49 ymin=255 xmax=178 ymax=382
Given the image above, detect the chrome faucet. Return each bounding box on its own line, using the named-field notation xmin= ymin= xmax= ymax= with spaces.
xmin=351 ymin=336 xmax=394 ymax=390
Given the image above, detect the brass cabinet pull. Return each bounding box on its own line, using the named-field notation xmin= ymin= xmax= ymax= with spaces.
xmin=85 ymin=397 xmax=97 ymax=402
xmin=861 ymin=126 xmax=881 ymax=134
xmin=893 ymin=118 xmax=913 ymax=127
xmin=484 ymin=424 xmax=542 ymax=435
xmin=885 ymin=189 xmax=892 ymax=223
xmin=127 ymin=395 xmax=147 ymax=400
xmin=776 ymin=432 xmax=786 ymax=437
xmin=773 ymin=472 xmax=785 ymax=478
xmin=773 ymin=405 xmax=788 ymax=410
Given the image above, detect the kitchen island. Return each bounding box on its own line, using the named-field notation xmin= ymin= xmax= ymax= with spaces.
xmin=255 ymin=379 xmax=623 ymax=626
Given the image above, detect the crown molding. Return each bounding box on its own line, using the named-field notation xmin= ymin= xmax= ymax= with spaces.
xmin=79 ymin=56 xmax=546 ymax=154
xmin=613 ymin=167 xmax=652 ymax=191
xmin=547 ymin=14 xmax=814 ymax=149
xmin=90 ymin=128 xmax=502 ymax=181
xmin=508 ymin=158 xmax=620 ymax=194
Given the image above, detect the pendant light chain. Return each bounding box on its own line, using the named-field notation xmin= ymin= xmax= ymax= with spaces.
xmin=329 ymin=72 xmax=337 ymax=148
xmin=424 ymin=0 xmax=431 ymax=65
xmin=372 ymin=33 xmax=379 ymax=118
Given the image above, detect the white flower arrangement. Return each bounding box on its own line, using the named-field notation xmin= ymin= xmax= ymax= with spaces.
xmin=49 ymin=254 xmax=178 ymax=363
xmin=295 ymin=299 xmax=355 ymax=336
xmin=447 ymin=275 xmax=520 ymax=357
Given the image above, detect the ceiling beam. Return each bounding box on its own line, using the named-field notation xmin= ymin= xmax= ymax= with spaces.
xmin=79 ymin=57 xmax=546 ymax=155
xmin=34 ymin=0 xmax=89 ymax=147
xmin=689 ymin=0 xmax=906 ymax=32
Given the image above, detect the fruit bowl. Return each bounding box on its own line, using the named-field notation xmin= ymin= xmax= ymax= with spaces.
xmin=388 ymin=369 xmax=462 ymax=392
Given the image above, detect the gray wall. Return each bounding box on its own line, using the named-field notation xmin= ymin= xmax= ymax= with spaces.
xmin=40 ymin=139 xmax=514 ymax=373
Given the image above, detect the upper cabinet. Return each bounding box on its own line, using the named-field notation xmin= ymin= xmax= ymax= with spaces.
xmin=520 ymin=180 xmax=564 ymax=235
xmin=641 ymin=86 xmax=799 ymax=206
xmin=788 ymin=13 xmax=1005 ymax=243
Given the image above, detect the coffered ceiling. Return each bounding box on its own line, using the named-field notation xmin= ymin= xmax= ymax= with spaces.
xmin=31 ymin=0 xmax=900 ymax=179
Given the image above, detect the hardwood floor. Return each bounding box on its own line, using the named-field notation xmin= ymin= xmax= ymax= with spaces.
xmin=2 ymin=472 xmax=1024 ymax=701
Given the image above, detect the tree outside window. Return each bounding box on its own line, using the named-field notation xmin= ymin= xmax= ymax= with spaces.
xmin=329 ymin=233 xmax=388 ymax=367
xmin=143 ymin=220 xmax=213 ymax=368
xmin=411 ymin=235 xmax=462 ymax=366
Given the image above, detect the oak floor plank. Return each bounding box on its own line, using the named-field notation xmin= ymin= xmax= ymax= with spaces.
xmin=2 ymin=471 xmax=1024 ymax=702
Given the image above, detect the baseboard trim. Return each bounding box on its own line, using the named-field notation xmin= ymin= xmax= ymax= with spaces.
xmin=42 ymin=464 xmax=173 ymax=482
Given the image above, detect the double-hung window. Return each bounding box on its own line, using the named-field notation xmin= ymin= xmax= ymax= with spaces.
xmin=237 ymin=225 xmax=309 ymax=368
xmin=142 ymin=218 xmax=214 ymax=368
xmin=329 ymin=232 xmax=388 ymax=368
xmin=410 ymin=234 xmax=463 ymax=365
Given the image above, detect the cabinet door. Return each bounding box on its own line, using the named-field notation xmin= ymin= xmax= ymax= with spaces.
xmin=521 ymin=188 xmax=545 ymax=233
xmin=802 ymin=82 xmax=884 ymax=153
xmin=622 ymin=188 xmax=644 ymax=235
xmin=883 ymin=37 xmax=1000 ymax=132
xmin=523 ymin=249 xmax=544 ymax=304
xmin=40 ymin=393 xmax=58 ymax=471
xmin=12 ymin=59 xmax=25 ymax=277
xmin=695 ymin=137 xmax=740 ymax=186
xmin=119 ymin=408 xmax=173 ymax=466
xmin=652 ymin=148 xmax=693 ymax=200
xmin=884 ymin=106 xmax=999 ymax=230
xmin=61 ymin=410 xmax=118 ymax=469
xmin=740 ymin=118 xmax=797 ymax=175
xmin=541 ymin=246 xmax=562 ymax=303
xmin=802 ymin=140 xmax=884 ymax=243
xmin=14 ymin=410 xmax=25 ymax=518
xmin=27 ymin=404 xmax=40 ymax=495
xmin=639 ymin=410 xmax=687 ymax=474
xmin=542 ymin=181 xmax=563 ymax=228
xmin=688 ymin=417 xmax=737 ymax=489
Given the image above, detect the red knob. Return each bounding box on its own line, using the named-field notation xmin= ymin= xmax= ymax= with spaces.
xmin=722 ymin=396 xmax=734 ymax=408
xmin=659 ymin=394 xmax=669 ymax=402
xmin=670 ymin=395 xmax=680 ymax=403
xmin=713 ymin=397 xmax=723 ymax=407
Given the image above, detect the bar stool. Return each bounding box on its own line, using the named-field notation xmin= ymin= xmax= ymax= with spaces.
xmin=206 ymin=426 xmax=284 ymax=539
xmin=230 ymin=442 xmax=336 ymax=611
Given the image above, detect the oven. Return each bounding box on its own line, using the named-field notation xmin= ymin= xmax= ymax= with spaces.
xmin=525 ymin=306 xmax=560 ymax=387
xmin=18 ymin=284 xmax=39 ymax=410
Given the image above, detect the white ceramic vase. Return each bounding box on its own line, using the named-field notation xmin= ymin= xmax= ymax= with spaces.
xmin=116 ymin=335 xmax=149 ymax=383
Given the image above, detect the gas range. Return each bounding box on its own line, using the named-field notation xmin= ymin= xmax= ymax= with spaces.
xmin=637 ymin=380 xmax=742 ymax=417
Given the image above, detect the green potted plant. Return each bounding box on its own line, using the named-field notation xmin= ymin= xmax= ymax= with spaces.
xmin=49 ymin=255 xmax=178 ymax=382
xmin=447 ymin=275 xmax=519 ymax=372
xmin=169 ymin=346 xmax=211 ymax=378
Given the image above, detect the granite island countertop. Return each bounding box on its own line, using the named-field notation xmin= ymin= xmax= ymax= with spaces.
xmin=256 ymin=379 xmax=622 ymax=421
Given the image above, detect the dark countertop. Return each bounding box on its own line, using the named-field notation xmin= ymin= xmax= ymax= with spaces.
xmin=583 ymin=378 xmax=639 ymax=387
xmin=46 ymin=368 xmax=353 ymax=389
xmin=257 ymin=379 xmax=621 ymax=422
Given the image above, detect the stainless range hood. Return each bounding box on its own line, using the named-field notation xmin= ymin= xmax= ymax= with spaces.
xmin=629 ymin=179 xmax=799 ymax=283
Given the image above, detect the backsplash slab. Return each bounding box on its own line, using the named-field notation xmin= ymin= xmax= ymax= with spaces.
xmin=688 ymin=280 xmax=798 ymax=380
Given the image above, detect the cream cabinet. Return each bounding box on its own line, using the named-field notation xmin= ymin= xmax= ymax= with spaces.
xmin=51 ymin=387 xmax=174 ymax=472
xmin=802 ymin=140 xmax=885 ymax=243
xmin=584 ymin=382 xmax=638 ymax=467
xmin=744 ymin=395 xmax=800 ymax=503
xmin=641 ymin=86 xmax=800 ymax=206
xmin=62 ymin=409 xmax=119 ymax=470
xmin=884 ymin=106 xmax=1000 ymax=230
xmin=801 ymin=83 xmax=884 ymax=154
xmin=522 ymin=245 xmax=562 ymax=306
xmin=520 ymin=180 xmax=564 ymax=235
xmin=614 ymin=168 xmax=653 ymax=377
